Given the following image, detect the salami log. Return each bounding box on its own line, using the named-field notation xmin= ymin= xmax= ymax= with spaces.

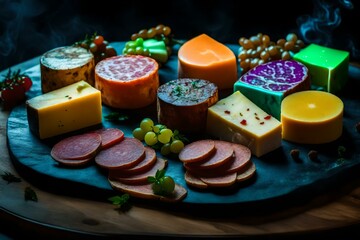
xmin=51 ymin=132 xmax=102 ymax=161
xmin=95 ymin=55 xmax=159 ymax=109
xmin=95 ymin=138 xmax=145 ymax=170
xmin=157 ymin=78 xmax=218 ymax=133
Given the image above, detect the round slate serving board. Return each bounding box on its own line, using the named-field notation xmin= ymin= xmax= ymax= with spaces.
xmin=6 ymin=42 xmax=360 ymax=209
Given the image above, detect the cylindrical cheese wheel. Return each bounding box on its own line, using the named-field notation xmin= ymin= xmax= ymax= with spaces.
xmin=40 ymin=46 xmax=95 ymax=93
xmin=281 ymin=90 xmax=343 ymax=144
xmin=157 ymin=78 xmax=218 ymax=133
xmin=95 ymin=55 xmax=159 ymax=109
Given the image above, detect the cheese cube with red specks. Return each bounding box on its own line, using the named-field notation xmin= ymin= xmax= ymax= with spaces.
xmin=206 ymin=91 xmax=282 ymax=157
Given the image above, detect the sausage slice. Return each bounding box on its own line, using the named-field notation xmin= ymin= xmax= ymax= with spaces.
xmin=51 ymin=132 xmax=102 ymax=160
xmin=95 ymin=137 xmax=145 ymax=170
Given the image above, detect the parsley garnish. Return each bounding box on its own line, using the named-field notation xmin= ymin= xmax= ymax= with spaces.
xmin=108 ymin=194 xmax=131 ymax=212
xmin=1 ymin=171 xmax=21 ymax=184
xmin=24 ymin=186 xmax=38 ymax=202
xmin=105 ymin=112 xmax=129 ymax=122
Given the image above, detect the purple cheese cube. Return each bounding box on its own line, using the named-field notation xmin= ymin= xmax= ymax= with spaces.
xmin=234 ymin=60 xmax=310 ymax=120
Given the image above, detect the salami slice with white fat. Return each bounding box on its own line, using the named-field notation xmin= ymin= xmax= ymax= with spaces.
xmin=95 ymin=137 xmax=145 ymax=170
xmin=51 ymin=132 xmax=102 ymax=161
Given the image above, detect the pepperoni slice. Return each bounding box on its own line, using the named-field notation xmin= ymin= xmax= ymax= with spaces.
xmin=53 ymin=157 xmax=93 ymax=167
xmin=184 ymin=140 xmax=234 ymax=169
xmin=93 ymin=128 xmax=124 ymax=149
xmin=109 ymin=147 xmax=157 ymax=175
xmin=108 ymin=180 xmax=187 ymax=202
xmin=95 ymin=138 xmax=145 ymax=170
xmin=109 ymin=159 xmax=167 ymax=184
xmin=178 ymin=139 xmax=216 ymax=163
xmin=236 ymin=162 xmax=256 ymax=182
xmin=51 ymin=132 xmax=102 ymax=160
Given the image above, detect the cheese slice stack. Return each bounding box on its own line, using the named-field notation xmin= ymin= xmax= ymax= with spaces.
xmin=26 ymin=81 xmax=102 ymax=139
xmin=206 ymin=91 xmax=282 ymax=157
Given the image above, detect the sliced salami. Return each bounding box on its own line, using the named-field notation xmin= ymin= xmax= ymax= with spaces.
xmin=184 ymin=171 xmax=208 ymax=189
xmin=93 ymin=128 xmax=124 ymax=149
xmin=51 ymin=132 xmax=102 ymax=160
xmin=200 ymin=172 xmax=237 ymax=188
xmin=178 ymin=139 xmax=216 ymax=163
xmin=95 ymin=137 xmax=145 ymax=170
xmin=109 ymin=147 xmax=157 ymax=175
xmin=236 ymin=162 xmax=256 ymax=182
xmin=109 ymin=159 xmax=167 ymax=184
xmin=184 ymin=140 xmax=234 ymax=169
xmin=53 ymin=157 xmax=93 ymax=167
xmin=108 ymin=180 xmax=187 ymax=202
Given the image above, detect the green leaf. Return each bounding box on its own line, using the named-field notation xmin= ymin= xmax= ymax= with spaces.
xmin=1 ymin=171 xmax=21 ymax=184
xmin=24 ymin=186 xmax=38 ymax=202
xmin=155 ymin=169 xmax=165 ymax=180
xmin=147 ymin=176 xmax=157 ymax=183
xmin=108 ymin=194 xmax=131 ymax=212
xmin=105 ymin=112 xmax=129 ymax=122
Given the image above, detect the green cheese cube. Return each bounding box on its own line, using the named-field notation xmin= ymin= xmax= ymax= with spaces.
xmin=293 ymin=44 xmax=349 ymax=93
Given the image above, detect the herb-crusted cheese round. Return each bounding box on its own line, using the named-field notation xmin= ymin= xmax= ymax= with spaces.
xmin=157 ymin=78 xmax=218 ymax=133
xmin=40 ymin=46 xmax=95 ymax=93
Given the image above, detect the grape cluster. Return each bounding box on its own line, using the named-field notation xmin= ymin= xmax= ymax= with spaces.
xmin=130 ymin=24 xmax=173 ymax=54
xmin=74 ymin=33 xmax=117 ymax=64
xmin=238 ymin=33 xmax=305 ymax=73
xmin=132 ymin=118 xmax=186 ymax=156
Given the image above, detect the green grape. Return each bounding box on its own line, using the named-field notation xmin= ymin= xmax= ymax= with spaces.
xmin=170 ymin=139 xmax=184 ymax=154
xmin=144 ymin=131 xmax=158 ymax=146
xmin=158 ymin=128 xmax=173 ymax=144
xmin=160 ymin=143 xmax=171 ymax=156
xmin=135 ymin=37 xmax=144 ymax=46
xmin=159 ymin=176 xmax=175 ymax=195
xmin=135 ymin=46 xmax=143 ymax=55
xmin=143 ymin=48 xmax=150 ymax=56
xmin=126 ymin=41 xmax=137 ymax=49
xmin=132 ymin=127 xmax=146 ymax=141
xmin=140 ymin=118 xmax=154 ymax=132
xmin=126 ymin=48 xmax=135 ymax=55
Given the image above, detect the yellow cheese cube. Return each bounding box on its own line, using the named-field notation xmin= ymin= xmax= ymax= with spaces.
xmin=206 ymin=91 xmax=282 ymax=157
xmin=281 ymin=90 xmax=343 ymax=144
xmin=26 ymin=81 xmax=102 ymax=139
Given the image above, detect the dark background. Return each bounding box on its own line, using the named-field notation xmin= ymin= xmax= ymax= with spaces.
xmin=1 ymin=0 xmax=359 ymax=72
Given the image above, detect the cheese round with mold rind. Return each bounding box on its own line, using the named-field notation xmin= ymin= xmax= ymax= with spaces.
xmin=40 ymin=46 xmax=95 ymax=93
xmin=281 ymin=90 xmax=344 ymax=144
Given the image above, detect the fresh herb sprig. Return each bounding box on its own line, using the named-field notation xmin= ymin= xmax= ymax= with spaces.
xmin=108 ymin=194 xmax=131 ymax=212
xmin=1 ymin=171 xmax=21 ymax=184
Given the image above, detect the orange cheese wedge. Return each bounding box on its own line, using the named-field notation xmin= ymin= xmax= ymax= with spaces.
xmin=178 ymin=34 xmax=237 ymax=90
xmin=281 ymin=90 xmax=344 ymax=144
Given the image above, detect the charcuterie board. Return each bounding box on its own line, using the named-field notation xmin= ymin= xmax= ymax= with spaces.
xmin=6 ymin=42 xmax=360 ymax=210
